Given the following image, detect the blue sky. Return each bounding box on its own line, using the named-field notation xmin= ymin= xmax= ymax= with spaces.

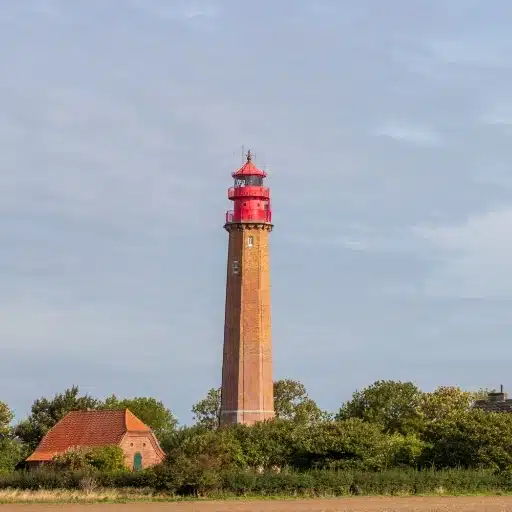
xmin=2 ymin=0 xmax=512 ymax=424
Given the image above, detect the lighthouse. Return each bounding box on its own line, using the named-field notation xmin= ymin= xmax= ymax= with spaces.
xmin=219 ymin=150 xmax=275 ymax=427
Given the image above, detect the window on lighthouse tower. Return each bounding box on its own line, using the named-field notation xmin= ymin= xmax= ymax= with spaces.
xmin=247 ymin=236 xmax=254 ymax=248
xmin=234 ymin=176 xmax=263 ymax=187
xmin=245 ymin=175 xmax=263 ymax=186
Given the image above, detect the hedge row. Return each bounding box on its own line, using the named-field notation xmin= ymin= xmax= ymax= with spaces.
xmin=1 ymin=468 xmax=512 ymax=496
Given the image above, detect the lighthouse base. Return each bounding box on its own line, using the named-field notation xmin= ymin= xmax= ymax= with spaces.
xmin=220 ymin=409 xmax=275 ymax=427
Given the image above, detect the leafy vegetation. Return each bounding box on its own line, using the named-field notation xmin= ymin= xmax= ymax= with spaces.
xmin=0 ymin=467 xmax=510 ymax=497
xmin=190 ymin=379 xmax=327 ymax=430
xmin=14 ymin=386 xmax=101 ymax=451
xmin=103 ymin=395 xmax=177 ymax=440
xmin=53 ymin=445 xmax=126 ymax=472
xmin=0 ymin=402 xmax=13 ymax=436
xmin=1 ymin=379 xmax=511 ymax=497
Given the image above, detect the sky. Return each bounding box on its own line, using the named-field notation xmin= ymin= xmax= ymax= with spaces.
xmin=2 ymin=0 xmax=512 ymax=425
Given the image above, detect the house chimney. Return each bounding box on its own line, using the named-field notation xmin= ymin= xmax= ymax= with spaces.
xmin=488 ymin=385 xmax=507 ymax=402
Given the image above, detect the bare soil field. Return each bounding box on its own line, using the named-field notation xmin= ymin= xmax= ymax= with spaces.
xmin=3 ymin=497 xmax=512 ymax=512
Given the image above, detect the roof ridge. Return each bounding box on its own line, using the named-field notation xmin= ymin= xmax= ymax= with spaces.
xmin=66 ymin=409 xmax=127 ymax=416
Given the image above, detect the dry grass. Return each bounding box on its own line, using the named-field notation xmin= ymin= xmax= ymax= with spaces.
xmin=0 ymin=488 xmax=508 ymax=504
xmin=0 ymin=488 xmax=158 ymax=503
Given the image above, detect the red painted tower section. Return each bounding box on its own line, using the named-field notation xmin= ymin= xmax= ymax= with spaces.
xmin=220 ymin=150 xmax=275 ymax=426
xmin=225 ymin=151 xmax=272 ymax=224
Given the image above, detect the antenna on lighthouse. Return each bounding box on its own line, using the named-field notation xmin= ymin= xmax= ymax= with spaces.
xmin=241 ymin=145 xmax=245 ymax=164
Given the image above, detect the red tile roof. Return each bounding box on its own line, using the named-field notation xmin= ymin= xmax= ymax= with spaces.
xmin=26 ymin=409 xmax=151 ymax=462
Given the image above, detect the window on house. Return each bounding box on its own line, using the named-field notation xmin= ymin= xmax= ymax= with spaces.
xmin=247 ymin=236 xmax=254 ymax=248
xmin=232 ymin=260 xmax=239 ymax=274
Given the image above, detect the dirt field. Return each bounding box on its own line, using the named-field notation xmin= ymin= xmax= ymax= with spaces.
xmin=3 ymin=497 xmax=512 ymax=512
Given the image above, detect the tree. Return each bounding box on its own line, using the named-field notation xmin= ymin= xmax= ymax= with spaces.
xmin=0 ymin=438 xmax=26 ymax=474
xmin=233 ymin=419 xmax=299 ymax=469
xmin=175 ymin=427 xmax=247 ymax=470
xmin=336 ymin=380 xmax=423 ymax=435
xmin=0 ymin=402 xmax=13 ymax=436
xmin=191 ymin=379 xmax=325 ymax=429
xmin=0 ymin=402 xmax=27 ymax=472
xmin=421 ymin=408 xmax=512 ymax=470
xmin=15 ymin=386 xmax=101 ymax=450
xmin=191 ymin=388 xmax=221 ymax=430
xmin=292 ymin=418 xmax=394 ymax=470
xmin=103 ymin=395 xmax=177 ymax=440
xmin=420 ymin=386 xmax=476 ymax=423
xmin=159 ymin=424 xmax=211 ymax=455
xmin=273 ymin=379 xmax=326 ymax=423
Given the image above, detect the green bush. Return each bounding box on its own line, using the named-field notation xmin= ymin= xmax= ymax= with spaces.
xmin=52 ymin=445 xmax=126 ymax=472
xmin=217 ymin=468 xmax=507 ymax=497
xmin=233 ymin=420 xmax=298 ymax=469
xmin=0 ymin=439 xmax=27 ymax=474
xmin=0 ymin=467 xmax=509 ymax=496
xmin=290 ymin=419 xmax=396 ymax=470
xmin=0 ymin=468 xmax=84 ymax=490
xmin=421 ymin=409 xmax=512 ymax=470
xmin=52 ymin=447 xmax=92 ymax=472
xmin=175 ymin=427 xmax=248 ymax=470
xmin=87 ymin=445 xmax=126 ymax=472
xmin=98 ymin=468 xmax=157 ymax=489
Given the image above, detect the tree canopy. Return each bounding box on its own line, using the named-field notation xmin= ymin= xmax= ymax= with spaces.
xmin=273 ymin=379 xmax=327 ymax=423
xmin=2 ymin=378 xmax=509 ymax=475
xmin=0 ymin=402 xmax=13 ymax=436
xmin=14 ymin=387 xmax=178 ymax=450
xmin=15 ymin=385 xmax=101 ymax=450
xmin=336 ymin=380 xmax=423 ymax=435
xmin=191 ymin=388 xmax=221 ymax=430
xmin=191 ymin=379 xmax=326 ymax=430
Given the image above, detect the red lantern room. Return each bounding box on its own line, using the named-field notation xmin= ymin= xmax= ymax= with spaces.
xmin=225 ymin=150 xmax=272 ymax=224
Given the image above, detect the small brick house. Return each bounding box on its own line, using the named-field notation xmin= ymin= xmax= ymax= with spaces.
xmin=25 ymin=409 xmax=166 ymax=470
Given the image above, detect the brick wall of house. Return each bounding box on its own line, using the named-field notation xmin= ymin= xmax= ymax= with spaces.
xmin=220 ymin=222 xmax=275 ymax=426
xmin=119 ymin=433 xmax=164 ymax=470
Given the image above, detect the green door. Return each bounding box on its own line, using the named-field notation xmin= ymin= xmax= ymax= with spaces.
xmin=133 ymin=452 xmax=142 ymax=471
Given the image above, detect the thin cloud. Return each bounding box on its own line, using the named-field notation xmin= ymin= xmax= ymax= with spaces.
xmin=183 ymin=5 xmax=217 ymax=19
xmin=425 ymin=38 xmax=511 ymax=68
xmin=4 ymin=0 xmax=512 ymax=423
xmin=414 ymin=207 xmax=512 ymax=299
xmin=374 ymin=121 xmax=442 ymax=146
xmin=0 ymin=82 xmax=225 ymax=232
xmin=481 ymin=103 xmax=512 ymax=125
xmin=281 ymin=226 xmax=421 ymax=255
xmin=130 ymin=0 xmax=218 ymax=21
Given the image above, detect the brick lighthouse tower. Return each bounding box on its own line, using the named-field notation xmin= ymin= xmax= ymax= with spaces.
xmin=219 ymin=150 xmax=275 ymax=427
